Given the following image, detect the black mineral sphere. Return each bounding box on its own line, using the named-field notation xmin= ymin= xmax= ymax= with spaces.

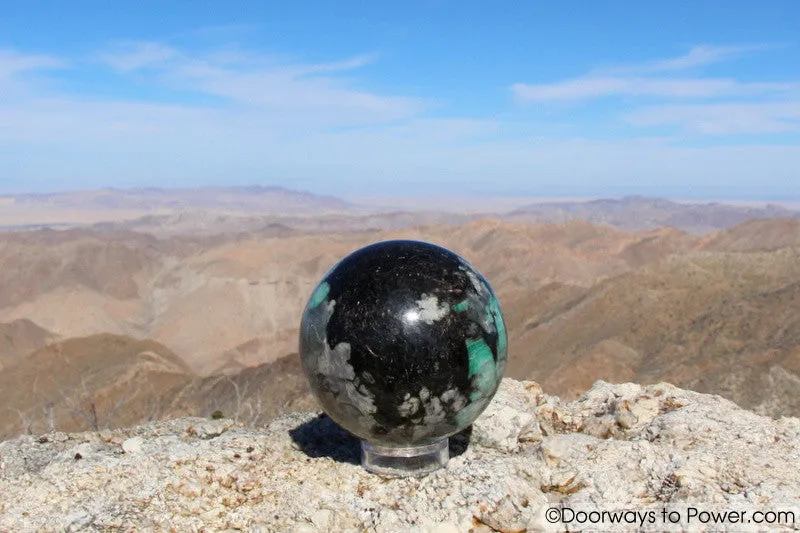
xmin=299 ymin=240 xmax=508 ymax=448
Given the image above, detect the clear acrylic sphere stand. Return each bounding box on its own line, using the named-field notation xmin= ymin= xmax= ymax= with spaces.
xmin=361 ymin=439 xmax=449 ymax=476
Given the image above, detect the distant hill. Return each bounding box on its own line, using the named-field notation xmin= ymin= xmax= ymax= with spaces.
xmin=0 ymin=334 xmax=192 ymax=438
xmin=95 ymin=196 xmax=800 ymax=238
xmin=507 ymin=221 xmax=800 ymax=416
xmin=166 ymin=352 xmax=316 ymax=427
xmin=9 ymin=186 xmax=353 ymax=213
xmin=505 ymin=195 xmax=799 ymax=235
xmin=700 ymin=218 xmax=800 ymax=252
xmin=0 ymin=186 xmax=356 ymax=229
xmin=0 ymin=319 xmax=58 ymax=372
xmin=99 ymin=210 xmax=477 ymax=237
xmin=0 ymin=332 xmax=313 ymax=440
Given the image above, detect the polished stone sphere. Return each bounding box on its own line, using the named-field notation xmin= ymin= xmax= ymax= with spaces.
xmin=299 ymin=240 xmax=507 ymax=446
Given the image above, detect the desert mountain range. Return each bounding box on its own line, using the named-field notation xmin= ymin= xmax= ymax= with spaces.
xmin=506 ymin=195 xmax=800 ymax=234
xmin=2 ymin=187 xmax=798 ymax=234
xmin=0 ymin=187 xmax=799 ymax=439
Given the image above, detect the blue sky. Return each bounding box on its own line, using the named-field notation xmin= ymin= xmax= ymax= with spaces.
xmin=1 ymin=1 xmax=798 ymax=199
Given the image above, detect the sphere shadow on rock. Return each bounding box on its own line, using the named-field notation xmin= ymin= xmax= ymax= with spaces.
xmin=289 ymin=414 xmax=361 ymax=465
xmin=289 ymin=414 xmax=472 ymax=465
xmin=446 ymin=425 xmax=473 ymax=457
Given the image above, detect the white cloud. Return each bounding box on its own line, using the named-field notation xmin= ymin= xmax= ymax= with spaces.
xmin=514 ymin=77 xmax=746 ymax=101
xmin=608 ymin=44 xmax=768 ymax=74
xmin=98 ymin=42 xmax=177 ymax=72
xmin=91 ymin=42 xmax=421 ymax=125
xmin=626 ymin=102 xmax=800 ymax=134
xmin=0 ymin=49 xmax=66 ymax=102
xmin=170 ymin=61 xmax=419 ymax=118
xmin=512 ymin=44 xmax=797 ymax=103
xmin=0 ymin=49 xmax=64 ymax=78
xmin=299 ymin=53 xmax=378 ymax=74
xmin=511 ymin=44 xmax=800 ymax=139
xmin=512 ymin=76 xmax=798 ymax=101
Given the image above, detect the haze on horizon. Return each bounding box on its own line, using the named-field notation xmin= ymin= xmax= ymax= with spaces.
xmin=1 ymin=1 xmax=799 ymax=200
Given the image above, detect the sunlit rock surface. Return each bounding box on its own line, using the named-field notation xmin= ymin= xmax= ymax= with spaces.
xmin=1 ymin=378 xmax=799 ymax=532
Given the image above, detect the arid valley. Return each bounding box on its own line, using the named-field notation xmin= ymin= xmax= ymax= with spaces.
xmin=0 ymin=187 xmax=798 ymax=440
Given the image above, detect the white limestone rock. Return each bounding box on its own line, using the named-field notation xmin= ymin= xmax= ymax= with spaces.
xmin=0 ymin=378 xmax=798 ymax=532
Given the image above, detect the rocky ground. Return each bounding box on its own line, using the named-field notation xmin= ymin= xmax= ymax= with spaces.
xmin=1 ymin=378 xmax=799 ymax=532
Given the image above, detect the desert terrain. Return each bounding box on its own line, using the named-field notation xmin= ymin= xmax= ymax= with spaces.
xmin=0 ymin=187 xmax=799 ymax=439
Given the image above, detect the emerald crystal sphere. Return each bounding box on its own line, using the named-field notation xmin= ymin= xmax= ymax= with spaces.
xmin=299 ymin=240 xmax=507 ymax=449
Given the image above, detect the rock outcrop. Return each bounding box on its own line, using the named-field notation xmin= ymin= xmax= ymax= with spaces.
xmin=1 ymin=378 xmax=799 ymax=532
